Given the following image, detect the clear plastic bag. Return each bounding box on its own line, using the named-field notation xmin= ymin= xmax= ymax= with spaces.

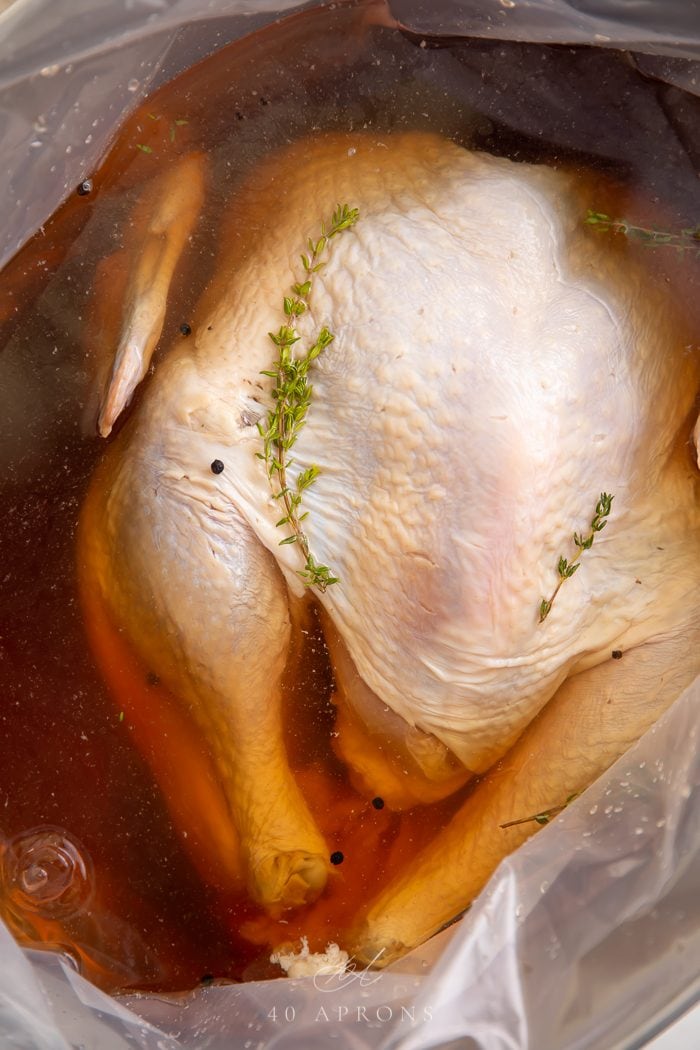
xmin=4 ymin=679 xmax=699 ymax=1050
xmin=390 ymin=0 xmax=700 ymax=57
xmin=1 ymin=2 xmax=699 ymax=1047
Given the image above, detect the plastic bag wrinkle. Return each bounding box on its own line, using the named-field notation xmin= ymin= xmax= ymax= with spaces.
xmin=390 ymin=0 xmax=700 ymax=59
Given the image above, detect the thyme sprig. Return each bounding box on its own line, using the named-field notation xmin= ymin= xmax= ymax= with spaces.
xmin=586 ymin=210 xmax=700 ymax=254
xmin=500 ymin=793 xmax=579 ymax=829
xmin=539 ymin=492 xmax=614 ymax=623
xmin=256 ymin=203 xmax=359 ymax=591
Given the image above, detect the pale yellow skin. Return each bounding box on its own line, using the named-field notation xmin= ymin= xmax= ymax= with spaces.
xmin=81 ymin=132 xmax=700 ymax=964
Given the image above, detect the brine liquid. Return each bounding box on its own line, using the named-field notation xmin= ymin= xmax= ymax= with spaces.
xmin=2 ymin=0 xmax=700 ymax=994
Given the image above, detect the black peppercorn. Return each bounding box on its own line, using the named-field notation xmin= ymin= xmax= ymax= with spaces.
xmin=611 ymin=650 xmax=623 ymax=660
xmin=371 ymin=797 xmax=384 ymax=810
xmin=179 ymin=322 xmax=192 ymax=336
xmin=77 ymin=179 xmax=93 ymax=196
xmin=330 ymin=851 xmax=344 ymax=866
xmin=211 ymin=459 xmax=224 ymax=475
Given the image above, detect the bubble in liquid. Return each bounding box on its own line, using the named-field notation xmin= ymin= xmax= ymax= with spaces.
xmin=2 ymin=826 xmax=92 ymax=919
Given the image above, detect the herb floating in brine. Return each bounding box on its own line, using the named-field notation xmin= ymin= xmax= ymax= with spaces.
xmin=500 ymin=793 xmax=580 ymax=829
xmin=539 ymin=492 xmax=614 ymax=622
xmin=586 ymin=210 xmax=700 ymax=254
xmin=257 ymin=203 xmax=359 ymax=592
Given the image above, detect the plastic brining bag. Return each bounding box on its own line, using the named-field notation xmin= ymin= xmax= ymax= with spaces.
xmin=0 ymin=1 xmax=699 ymax=1047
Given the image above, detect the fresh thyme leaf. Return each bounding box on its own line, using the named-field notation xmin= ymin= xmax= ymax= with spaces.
xmin=539 ymin=492 xmax=614 ymax=622
xmin=500 ymin=792 xmax=580 ymax=829
xmin=257 ymin=203 xmax=359 ymax=591
xmin=586 ymin=209 xmax=700 ymax=255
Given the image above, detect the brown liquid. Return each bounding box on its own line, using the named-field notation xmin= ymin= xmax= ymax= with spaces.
xmin=2 ymin=0 xmax=700 ymax=995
